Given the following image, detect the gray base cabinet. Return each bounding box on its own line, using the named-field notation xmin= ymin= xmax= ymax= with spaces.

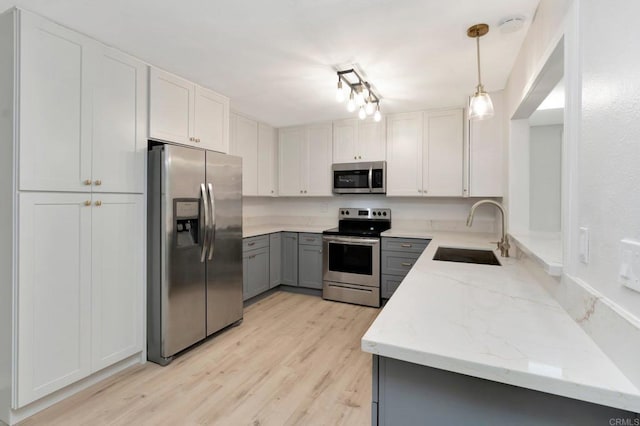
xmin=281 ymin=232 xmax=299 ymax=286
xmin=269 ymin=233 xmax=281 ymax=288
xmin=380 ymin=237 xmax=430 ymax=299
xmin=298 ymin=233 xmax=322 ymax=289
xmin=243 ymin=235 xmax=270 ymax=301
xmin=373 ymin=355 xmax=637 ymax=425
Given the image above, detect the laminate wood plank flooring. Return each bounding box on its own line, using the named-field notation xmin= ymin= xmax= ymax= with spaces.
xmin=21 ymin=291 xmax=380 ymax=425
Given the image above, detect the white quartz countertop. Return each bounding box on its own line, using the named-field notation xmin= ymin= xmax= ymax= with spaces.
xmin=243 ymin=224 xmax=329 ymax=238
xmin=362 ymin=230 xmax=640 ymax=413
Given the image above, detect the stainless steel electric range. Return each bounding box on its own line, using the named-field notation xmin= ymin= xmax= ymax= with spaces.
xmin=322 ymin=208 xmax=391 ymax=308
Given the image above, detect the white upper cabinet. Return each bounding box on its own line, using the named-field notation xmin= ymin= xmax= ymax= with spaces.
xmin=18 ymin=11 xmax=94 ymax=193
xmin=386 ymin=112 xmax=424 ymax=196
xmin=423 ymin=109 xmax=464 ymax=196
xmin=92 ymin=48 xmax=147 ymax=194
xmin=468 ymin=90 xmax=504 ymax=197
xmin=149 ymin=69 xmax=194 ymax=146
xmin=278 ymin=127 xmax=304 ymax=196
xmin=18 ymin=11 xmax=146 ymax=194
xmin=195 ymin=86 xmax=229 ymax=153
xmin=387 ymin=109 xmax=464 ymax=197
xmin=257 ymin=123 xmax=278 ymax=196
xmin=305 ymin=123 xmax=333 ymax=196
xmin=278 ymin=123 xmax=331 ymax=196
xmin=231 ymin=113 xmax=259 ymax=196
xmin=149 ymin=67 xmax=230 ymax=153
xmin=333 ymin=118 xmax=385 ymax=163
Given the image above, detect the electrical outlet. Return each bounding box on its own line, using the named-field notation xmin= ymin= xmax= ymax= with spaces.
xmin=579 ymin=227 xmax=589 ymax=264
xmin=619 ymin=239 xmax=640 ymax=293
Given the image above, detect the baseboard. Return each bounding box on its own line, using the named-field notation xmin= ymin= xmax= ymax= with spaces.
xmin=7 ymin=352 xmax=143 ymax=425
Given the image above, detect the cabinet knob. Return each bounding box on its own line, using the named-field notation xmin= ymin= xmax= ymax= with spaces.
xmin=300 ymin=190 xmax=303 ymax=194
xmin=95 ymin=200 xmax=102 ymax=207
xmin=83 ymin=179 xmax=92 ymax=185
xmin=354 ymin=156 xmax=357 ymax=160
xmin=358 ymin=155 xmax=362 ymax=159
xmin=271 ymin=190 xmax=274 ymax=194
xmin=196 ymin=138 xmax=201 ymax=143
xmin=189 ymin=137 xmax=195 ymax=142
xmin=84 ymin=200 xmax=91 ymax=206
xmin=94 ymin=180 xmax=102 ymax=186
xmin=304 ymin=190 xmax=307 ymax=194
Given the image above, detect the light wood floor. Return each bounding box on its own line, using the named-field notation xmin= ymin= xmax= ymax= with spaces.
xmin=21 ymin=291 xmax=380 ymax=425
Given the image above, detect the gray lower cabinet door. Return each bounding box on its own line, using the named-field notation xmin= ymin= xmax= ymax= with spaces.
xmin=281 ymin=232 xmax=298 ymax=286
xmin=298 ymin=243 xmax=323 ymax=289
xmin=269 ymin=233 xmax=281 ymax=288
xmin=243 ymin=246 xmax=269 ymax=300
xmin=381 ymin=275 xmax=403 ymax=299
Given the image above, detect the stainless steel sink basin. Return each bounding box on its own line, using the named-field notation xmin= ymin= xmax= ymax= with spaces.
xmin=433 ymin=247 xmax=501 ymax=266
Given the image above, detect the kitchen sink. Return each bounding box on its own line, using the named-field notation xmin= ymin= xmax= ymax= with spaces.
xmin=433 ymin=247 xmax=501 ymax=266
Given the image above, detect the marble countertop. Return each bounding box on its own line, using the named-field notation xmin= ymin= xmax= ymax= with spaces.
xmin=362 ymin=230 xmax=640 ymax=412
xmin=243 ymin=224 xmax=329 ymax=238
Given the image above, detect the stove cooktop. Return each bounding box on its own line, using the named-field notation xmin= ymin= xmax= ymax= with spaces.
xmin=322 ymin=207 xmax=391 ymax=238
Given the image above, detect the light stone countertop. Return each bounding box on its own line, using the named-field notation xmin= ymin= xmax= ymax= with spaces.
xmin=243 ymin=224 xmax=330 ymax=238
xmin=363 ymin=229 xmax=640 ymax=413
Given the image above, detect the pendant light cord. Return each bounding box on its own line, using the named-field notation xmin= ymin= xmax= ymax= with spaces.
xmin=476 ymin=34 xmax=482 ymax=88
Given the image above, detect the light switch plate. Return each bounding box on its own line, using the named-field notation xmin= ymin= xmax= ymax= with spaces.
xmin=579 ymin=227 xmax=589 ymax=264
xmin=619 ymin=239 xmax=640 ymax=293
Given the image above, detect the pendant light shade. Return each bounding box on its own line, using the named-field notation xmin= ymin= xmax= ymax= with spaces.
xmin=467 ymin=24 xmax=494 ymax=120
xmin=469 ymin=86 xmax=494 ymax=120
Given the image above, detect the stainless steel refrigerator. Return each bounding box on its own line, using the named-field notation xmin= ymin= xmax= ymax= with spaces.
xmin=147 ymin=144 xmax=243 ymax=365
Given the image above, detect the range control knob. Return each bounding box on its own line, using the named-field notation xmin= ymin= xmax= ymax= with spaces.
xmin=383 ymin=212 xmax=387 ymax=216
xmin=345 ymin=211 xmax=350 ymax=215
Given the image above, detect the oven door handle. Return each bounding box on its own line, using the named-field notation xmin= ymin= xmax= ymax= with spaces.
xmin=323 ymin=236 xmax=380 ymax=245
xmin=368 ymin=166 xmax=373 ymax=192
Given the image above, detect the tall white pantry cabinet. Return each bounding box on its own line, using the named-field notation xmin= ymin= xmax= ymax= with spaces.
xmin=0 ymin=9 xmax=146 ymax=424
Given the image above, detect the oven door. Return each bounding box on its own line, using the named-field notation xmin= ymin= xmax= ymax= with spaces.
xmin=322 ymin=236 xmax=380 ymax=287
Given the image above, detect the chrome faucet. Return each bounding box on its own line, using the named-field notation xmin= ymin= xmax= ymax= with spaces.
xmin=466 ymin=200 xmax=510 ymax=257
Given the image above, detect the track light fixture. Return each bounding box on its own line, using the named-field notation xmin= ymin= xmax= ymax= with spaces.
xmin=335 ymin=68 xmax=382 ymax=121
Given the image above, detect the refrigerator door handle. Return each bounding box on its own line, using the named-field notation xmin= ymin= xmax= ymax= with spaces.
xmin=207 ymin=182 xmax=216 ymax=260
xmin=200 ymin=183 xmax=210 ymax=263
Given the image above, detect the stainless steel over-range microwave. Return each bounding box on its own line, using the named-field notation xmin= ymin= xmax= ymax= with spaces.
xmin=332 ymin=161 xmax=386 ymax=194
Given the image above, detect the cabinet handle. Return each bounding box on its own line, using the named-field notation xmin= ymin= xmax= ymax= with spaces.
xmin=94 ymin=180 xmax=102 ymax=186
xmin=95 ymin=201 xmax=102 ymax=207
xmin=401 ymin=262 xmax=413 ymax=267
xmin=83 ymin=179 xmax=92 ymax=185
xmin=189 ymin=137 xmax=195 ymax=142
xmin=305 ymin=238 xmax=316 ymax=242
xmin=248 ymin=242 xmax=255 ymax=246
xmin=318 ymin=250 xmax=322 ymax=254
xmin=248 ymin=254 xmax=256 ymax=259
xmin=84 ymin=200 xmax=91 ymax=206
xmin=196 ymin=138 xmax=201 ymax=143
xmin=401 ymin=243 xmax=412 ymax=248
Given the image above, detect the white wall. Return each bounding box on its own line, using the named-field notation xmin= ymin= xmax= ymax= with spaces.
xmin=529 ymin=124 xmax=562 ymax=232
xmin=0 ymin=9 xmax=13 ymax=424
xmin=573 ymin=0 xmax=640 ymax=318
xmin=244 ymin=196 xmax=498 ymax=234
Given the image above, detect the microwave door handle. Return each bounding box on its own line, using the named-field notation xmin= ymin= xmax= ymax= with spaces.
xmin=200 ymin=183 xmax=209 ymax=263
xmin=368 ymin=166 xmax=373 ymax=192
xmin=207 ymin=183 xmax=215 ymax=260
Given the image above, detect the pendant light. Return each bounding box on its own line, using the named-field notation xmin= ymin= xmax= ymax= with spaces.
xmin=336 ymin=78 xmax=345 ymax=102
xmin=467 ymin=23 xmax=494 ymax=120
xmin=335 ymin=68 xmax=382 ymax=120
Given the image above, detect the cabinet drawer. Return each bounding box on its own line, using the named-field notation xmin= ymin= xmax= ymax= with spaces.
xmin=243 ymin=235 xmax=269 ymax=251
xmin=381 ymin=275 xmax=403 ymax=299
xmin=381 ymin=237 xmax=430 ymax=254
xmin=299 ymin=233 xmax=322 ymax=246
xmin=381 ymin=251 xmax=420 ymax=277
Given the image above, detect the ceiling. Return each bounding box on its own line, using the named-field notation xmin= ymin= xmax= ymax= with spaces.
xmin=2 ymin=0 xmax=540 ymax=127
